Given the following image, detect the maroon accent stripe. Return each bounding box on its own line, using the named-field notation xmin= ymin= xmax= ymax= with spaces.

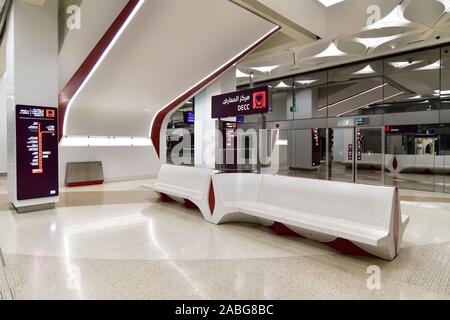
xmin=150 ymin=26 xmax=281 ymax=157
xmin=209 ymin=179 xmax=216 ymax=215
xmin=58 ymin=0 xmax=141 ymax=141
xmin=66 ymin=180 xmax=104 ymax=188
xmin=393 ymin=187 xmax=400 ymax=257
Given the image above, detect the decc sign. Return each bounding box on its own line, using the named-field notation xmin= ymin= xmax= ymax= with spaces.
xmin=212 ymin=86 xmax=270 ymax=118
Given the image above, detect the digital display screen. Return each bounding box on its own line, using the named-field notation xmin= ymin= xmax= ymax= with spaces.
xmin=184 ymin=111 xmax=195 ymax=124
xmin=311 ymin=129 xmax=321 ymax=167
xmin=15 ymin=105 xmax=59 ymax=201
xmin=385 ymin=125 xmax=418 ymax=134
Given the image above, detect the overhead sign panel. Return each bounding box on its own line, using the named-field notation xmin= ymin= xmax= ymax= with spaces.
xmin=16 ymin=105 xmax=59 ymax=201
xmin=212 ymin=86 xmax=270 ymax=118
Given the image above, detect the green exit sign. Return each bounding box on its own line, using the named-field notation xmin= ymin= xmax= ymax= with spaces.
xmin=290 ymin=106 xmax=299 ymax=112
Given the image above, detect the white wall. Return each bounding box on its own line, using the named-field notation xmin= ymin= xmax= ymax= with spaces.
xmin=0 ymin=75 xmax=6 ymax=173
xmin=59 ymin=146 xmax=160 ymax=184
xmin=0 ymin=27 xmax=6 ymax=173
xmin=58 ymin=0 xmax=160 ymax=183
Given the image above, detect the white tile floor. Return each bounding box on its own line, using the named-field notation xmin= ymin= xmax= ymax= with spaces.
xmin=0 ymin=176 xmax=450 ymax=299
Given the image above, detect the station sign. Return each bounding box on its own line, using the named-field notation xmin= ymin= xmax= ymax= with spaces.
xmin=212 ymin=86 xmax=270 ymax=119
xmin=15 ymin=105 xmax=59 ymax=201
xmin=385 ymin=125 xmax=418 ymax=134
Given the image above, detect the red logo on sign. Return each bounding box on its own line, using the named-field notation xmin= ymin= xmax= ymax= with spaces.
xmin=253 ymin=91 xmax=267 ymax=110
xmin=46 ymin=109 xmax=55 ymax=118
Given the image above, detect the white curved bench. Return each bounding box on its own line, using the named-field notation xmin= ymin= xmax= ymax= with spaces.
xmin=211 ymin=174 xmax=409 ymax=260
xmin=145 ymin=165 xmax=214 ymax=219
xmin=147 ymin=165 xmax=409 ymax=260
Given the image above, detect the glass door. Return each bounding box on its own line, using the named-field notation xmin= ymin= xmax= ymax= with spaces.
xmin=355 ymin=128 xmax=384 ymax=185
xmin=329 ymin=128 xmax=355 ymax=183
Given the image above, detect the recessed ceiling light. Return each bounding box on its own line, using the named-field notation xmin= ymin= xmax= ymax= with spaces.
xmin=251 ymin=65 xmax=279 ymax=73
xmin=352 ymin=65 xmax=376 ymax=75
xmin=435 ymin=89 xmax=450 ymax=95
xmin=236 ymin=69 xmax=249 ymax=78
xmin=275 ymin=81 xmax=291 ymax=89
xmin=296 ymin=79 xmax=318 ymax=86
xmin=416 ymin=60 xmax=441 ymax=71
xmin=60 ymin=136 xmax=153 ymax=147
xmin=390 ymin=61 xmax=423 ymax=69
xmin=314 ymin=43 xmax=346 ymax=58
xmin=355 ymin=35 xmax=400 ymax=49
xmin=317 ymin=0 xmax=345 ymax=7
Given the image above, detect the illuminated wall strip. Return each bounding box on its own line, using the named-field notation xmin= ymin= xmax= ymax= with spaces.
xmin=149 ymin=25 xmax=281 ymax=157
xmin=337 ymin=92 xmax=404 ymax=117
xmin=59 ymin=0 xmax=145 ymax=140
xmin=318 ymin=83 xmax=387 ymax=111
xmin=60 ymin=136 xmax=152 ymax=147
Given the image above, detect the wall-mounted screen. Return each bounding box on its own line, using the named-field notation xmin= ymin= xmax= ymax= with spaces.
xmin=15 ymin=105 xmax=59 ymax=201
xmin=312 ymin=129 xmax=321 ymax=167
xmin=184 ymin=111 xmax=195 ymax=124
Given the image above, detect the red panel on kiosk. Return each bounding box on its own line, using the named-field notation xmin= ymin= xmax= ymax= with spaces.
xmin=16 ymin=105 xmax=59 ymax=201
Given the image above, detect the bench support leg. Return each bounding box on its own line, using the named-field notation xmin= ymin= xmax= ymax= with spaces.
xmin=325 ymin=238 xmax=374 ymax=258
xmin=268 ymin=222 xmax=376 ymax=259
xmin=159 ymin=193 xmax=176 ymax=203
xmin=184 ymin=199 xmax=199 ymax=210
xmin=268 ymin=222 xmax=303 ymax=237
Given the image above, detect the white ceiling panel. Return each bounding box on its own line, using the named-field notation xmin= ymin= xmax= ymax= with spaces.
xmin=64 ymin=0 xmax=276 ymax=137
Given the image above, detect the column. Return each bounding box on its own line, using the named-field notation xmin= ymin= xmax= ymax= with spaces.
xmin=194 ymin=66 xmax=236 ymax=169
xmin=5 ymin=0 xmax=59 ymax=212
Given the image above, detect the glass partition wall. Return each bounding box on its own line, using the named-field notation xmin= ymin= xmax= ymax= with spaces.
xmin=236 ymin=44 xmax=450 ymax=193
xmin=166 ymin=99 xmax=195 ymax=166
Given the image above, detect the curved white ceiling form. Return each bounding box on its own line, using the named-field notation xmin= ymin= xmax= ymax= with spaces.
xmin=237 ymin=0 xmax=450 ymax=84
xmin=63 ymin=0 xmax=276 ymax=138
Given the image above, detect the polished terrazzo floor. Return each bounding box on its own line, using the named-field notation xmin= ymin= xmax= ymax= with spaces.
xmin=0 ymin=176 xmax=450 ymax=300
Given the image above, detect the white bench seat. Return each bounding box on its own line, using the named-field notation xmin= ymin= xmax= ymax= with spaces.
xmin=148 ymin=166 xmax=409 ymax=260
xmin=236 ymin=202 xmax=389 ymax=246
xmin=146 ymin=165 xmax=214 ymax=218
xmin=212 ymin=173 xmax=409 ymax=260
xmin=151 ymin=182 xmax=203 ymax=201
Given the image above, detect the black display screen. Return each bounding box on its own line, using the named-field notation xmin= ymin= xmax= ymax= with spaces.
xmin=15 ymin=105 xmax=59 ymax=201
